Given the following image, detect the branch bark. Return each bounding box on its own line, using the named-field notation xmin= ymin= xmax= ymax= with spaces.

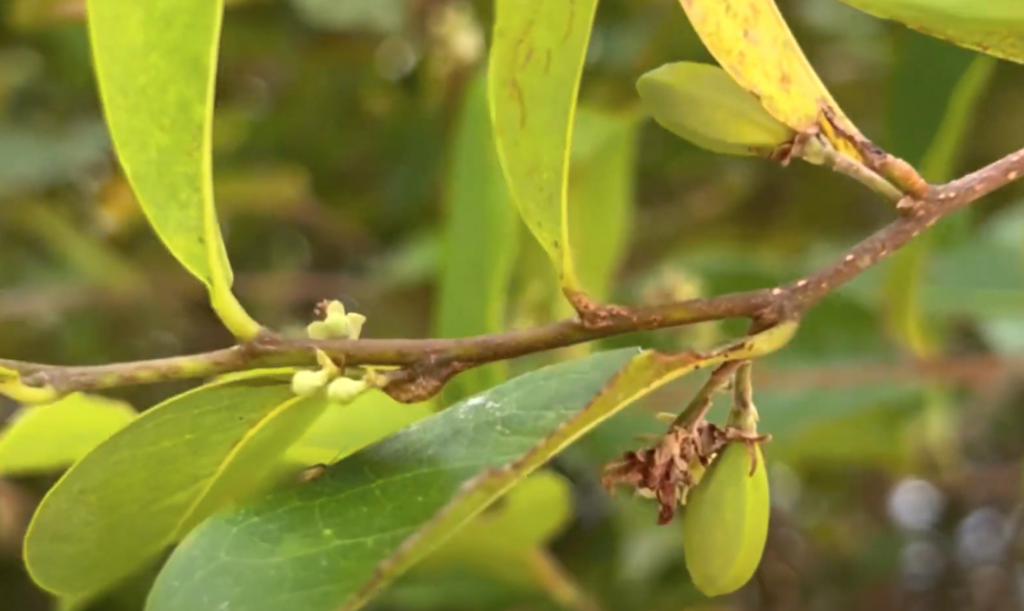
xmin=2 ymin=147 xmax=1023 ymax=400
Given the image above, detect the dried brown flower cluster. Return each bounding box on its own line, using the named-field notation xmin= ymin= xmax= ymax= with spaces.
xmin=602 ymin=420 xmax=769 ymax=525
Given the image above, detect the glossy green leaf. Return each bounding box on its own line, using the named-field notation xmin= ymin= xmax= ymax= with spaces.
xmin=25 ymin=374 xmax=329 ymax=599
xmin=488 ymin=0 xmax=597 ymax=290
xmin=835 ymin=0 xmax=1024 ymax=63
xmin=0 ymin=393 xmax=136 ymax=475
xmin=85 ymin=0 xmax=259 ymax=339
xmin=284 ymin=390 xmax=434 ymax=466
xmin=146 ymin=324 xmax=796 ymax=611
xmin=636 ymin=62 xmax=793 ymax=157
xmin=435 ymin=72 xmax=520 ymax=403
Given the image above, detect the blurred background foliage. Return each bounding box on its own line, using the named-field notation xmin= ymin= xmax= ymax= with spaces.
xmin=2 ymin=0 xmax=1024 ymax=610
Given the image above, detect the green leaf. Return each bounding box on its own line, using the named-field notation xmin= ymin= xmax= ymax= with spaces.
xmin=887 ymin=31 xmax=980 ymax=169
xmin=835 ymin=0 xmax=1024 ymax=63
xmin=146 ymin=325 xmax=796 ymax=611
xmin=567 ymin=108 xmax=640 ymax=302
xmin=636 ymin=62 xmax=794 ymax=157
xmin=552 ymin=108 xmax=642 ymax=334
xmin=0 ymin=121 xmax=109 ymax=199
xmin=435 ymin=71 xmax=520 ymax=403
xmin=5 ymin=203 xmax=145 ymax=292
xmin=25 ymin=373 xmax=329 ymax=599
xmin=754 ymin=382 xmax=924 ymax=470
xmin=0 ymin=393 xmax=136 ymax=476
xmin=284 ymin=390 xmax=434 ymax=466
xmin=85 ymin=0 xmax=259 ymax=339
xmin=420 ymin=471 xmax=572 ymax=587
xmin=417 ymin=470 xmax=577 ymax=597
xmin=488 ymin=0 xmax=597 ymax=291
xmin=673 ymin=0 xmax=867 ymax=161
xmin=290 ymin=0 xmax=405 ymax=33
xmin=883 ymin=53 xmax=996 ymax=356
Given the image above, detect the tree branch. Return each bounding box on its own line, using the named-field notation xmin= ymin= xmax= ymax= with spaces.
xmin=2 ymin=147 xmax=1023 ymax=400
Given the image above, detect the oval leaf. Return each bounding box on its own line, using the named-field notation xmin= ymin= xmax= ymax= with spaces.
xmin=636 ymin=62 xmax=794 ymax=157
xmin=145 ymin=324 xmax=797 ymax=611
xmin=837 ymin=0 xmax=1024 ymax=63
xmin=488 ymin=0 xmax=597 ymax=290
xmin=24 ymin=374 xmax=328 ymax=599
xmin=85 ymin=0 xmax=259 ymax=338
xmin=0 ymin=393 xmax=136 ymax=476
xmin=435 ymin=71 xmax=520 ymax=403
xmin=675 ymin=0 xmax=866 ymax=160
xmin=884 ymin=54 xmax=997 ymax=357
xmin=568 ymin=108 xmax=642 ymax=302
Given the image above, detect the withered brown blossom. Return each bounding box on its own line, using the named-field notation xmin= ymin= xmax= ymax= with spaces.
xmin=601 ymin=421 xmax=726 ymax=525
xmin=601 ymin=420 xmax=771 ymax=525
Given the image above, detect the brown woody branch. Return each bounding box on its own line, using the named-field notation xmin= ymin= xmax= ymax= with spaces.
xmin=2 ymin=147 xmax=1023 ymax=401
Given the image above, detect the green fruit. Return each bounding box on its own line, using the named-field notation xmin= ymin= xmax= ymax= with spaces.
xmin=636 ymin=62 xmax=794 ymax=157
xmin=835 ymin=0 xmax=1023 ymax=63
xmin=682 ymin=441 xmax=770 ymax=597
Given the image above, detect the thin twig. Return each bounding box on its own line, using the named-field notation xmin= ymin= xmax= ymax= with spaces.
xmin=670 ymin=360 xmax=744 ymax=428
xmin=1 ymin=147 xmax=1023 ymax=400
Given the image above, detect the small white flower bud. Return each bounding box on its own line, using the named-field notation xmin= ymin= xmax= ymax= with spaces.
xmin=326 ymin=377 xmax=368 ymax=404
xmin=291 ymin=369 xmax=330 ymax=396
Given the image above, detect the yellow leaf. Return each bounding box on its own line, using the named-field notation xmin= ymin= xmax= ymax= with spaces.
xmin=676 ymin=0 xmax=865 ymax=161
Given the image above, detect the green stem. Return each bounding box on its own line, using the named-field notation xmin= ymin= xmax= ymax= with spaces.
xmin=670 ymin=360 xmax=743 ymax=429
xmin=726 ymin=360 xmax=759 ymax=433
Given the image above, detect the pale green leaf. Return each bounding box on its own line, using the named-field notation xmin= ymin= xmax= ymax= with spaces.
xmin=420 ymin=471 xmax=572 ymax=587
xmin=435 ymin=71 xmax=520 ymax=403
xmin=25 ymin=374 xmax=329 ymax=599
xmin=488 ymin=0 xmax=597 ymax=290
xmin=290 ymin=0 xmax=405 ymax=33
xmin=884 ymin=54 xmax=996 ymax=357
xmin=636 ymin=62 xmax=793 ymax=157
xmin=0 ymin=121 xmax=108 ymax=199
xmin=567 ymin=108 xmax=640 ymax=303
xmin=284 ymin=389 xmax=434 ymax=466
xmin=674 ymin=0 xmax=866 ymax=161
xmin=146 ymin=323 xmax=796 ymax=611
xmin=0 ymin=393 xmax=136 ymax=476
xmin=85 ymin=0 xmax=259 ymax=338
xmin=836 ymin=0 xmax=1024 ymax=63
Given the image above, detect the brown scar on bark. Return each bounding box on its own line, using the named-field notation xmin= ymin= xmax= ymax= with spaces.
xmin=564 ymin=288 xmax=648 ymax=330
xmin=382 ymin=359 xmax=470 ymax=403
